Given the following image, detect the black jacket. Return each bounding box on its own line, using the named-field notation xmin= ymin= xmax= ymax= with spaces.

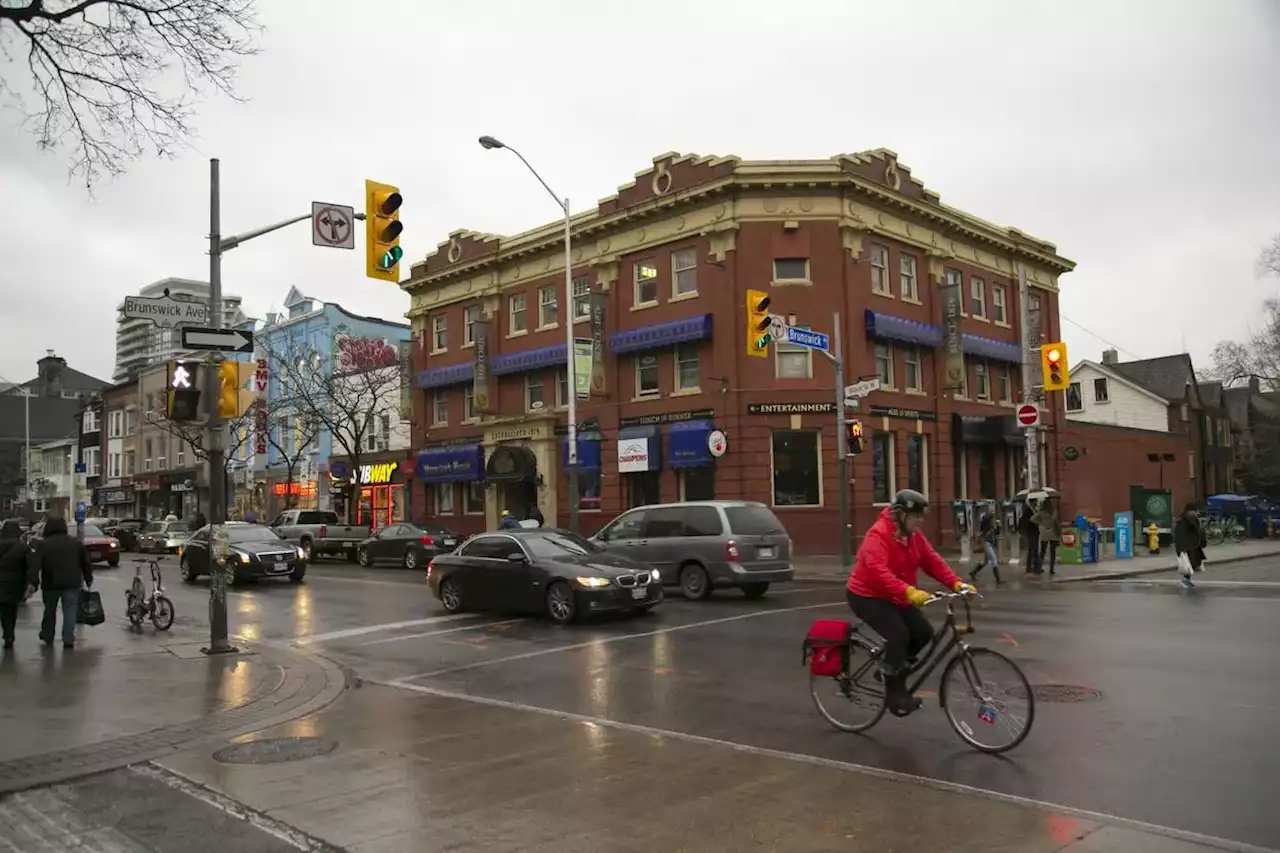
xmin=0 ymin=539 xmax=34 ymax=603
xmin=1173 ymin=516 xmax=1207 ymax=568
xmin=34 ymin=531 xmax=93 ymax=591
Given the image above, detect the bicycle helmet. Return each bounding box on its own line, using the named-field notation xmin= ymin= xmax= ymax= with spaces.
xmin=891 ymin=489 xmax=929 ymax=515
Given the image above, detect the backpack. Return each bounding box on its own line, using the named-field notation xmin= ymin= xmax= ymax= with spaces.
xmin=802 ymin=619 xmax=853 ymax=677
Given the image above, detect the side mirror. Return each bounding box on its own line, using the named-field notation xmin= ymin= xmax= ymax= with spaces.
xmin=506 ymin=552 xmax=526 ymax=563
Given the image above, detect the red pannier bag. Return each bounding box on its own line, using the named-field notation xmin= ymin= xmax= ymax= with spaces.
xmin=802 ymin=619 xmax=853 ymax=677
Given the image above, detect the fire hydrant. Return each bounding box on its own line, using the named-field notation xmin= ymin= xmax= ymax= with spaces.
xmin=1146 ymin=523 xmax=1160 ymax=554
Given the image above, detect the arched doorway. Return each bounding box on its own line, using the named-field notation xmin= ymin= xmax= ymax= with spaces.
xmin=485 ymin=444 xmax=538 ymax=521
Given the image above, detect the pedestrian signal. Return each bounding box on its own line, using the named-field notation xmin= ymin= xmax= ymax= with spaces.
xmin=167 ymin=360 xmax=201 ymax=421
xmin=846 ymin=419 xmax=865 ymax=456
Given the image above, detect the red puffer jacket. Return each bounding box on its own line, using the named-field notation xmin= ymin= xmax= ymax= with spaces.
xmin=846 ymin=507 xmax=961 ymax=607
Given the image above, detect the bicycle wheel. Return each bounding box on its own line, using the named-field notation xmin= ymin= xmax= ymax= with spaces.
xmin=126 ymin=593 xmax=144 ymax=629
xmin=940 ymin=647 xmax=1034 ymax=754
xmin=1228 ymin=523 xmax=1245 ymax=544
xmin=151 ymin=596 xmax=174 ymax=631
xmin=810 ymin=649 xmax=886 ymax=733
xmin=1206 ymin=525 xmax=1225 ymax=547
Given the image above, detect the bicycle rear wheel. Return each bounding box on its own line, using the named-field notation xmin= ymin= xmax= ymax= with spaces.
xmin=810 ymin=649 xmax=886 ymax=733
xmin=151 ymin=596 xmax=174 ymax=631
xmin=1206 ymin=525 xmax=1225 ymax=547
xmin=940 ymin=647 xmax=1034 ymax=754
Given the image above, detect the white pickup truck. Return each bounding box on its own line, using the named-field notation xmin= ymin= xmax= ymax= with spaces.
xmin=269 ymin=509 xmax=370 ymax=562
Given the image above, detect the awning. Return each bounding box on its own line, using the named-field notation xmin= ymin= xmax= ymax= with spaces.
xmin=667 ymin=419 xmax=714 ymax=469
xmin=416 ymin=444 xmax=484 ymax=482
xmin=617 ymin=424 xmax=662 ymax=473
xmin=562 ymin=432 xmax=604 ymax=470
xmin=486 ymin=444 xmax=538 ymax=483
xmin=611 ymin=314 xmax=713 ymax=356
xmin=864 ymin=310 xmax=943 ymax=348
xmin=492 ymin=344 xmax=568 ymax=376
xmin=952 ymin=414 xmax=1025 ymax=447
xmin=416 ymin=363 xmax=474 ymax=390
xmin=962 ymin=333 xmax=1021 ymax=363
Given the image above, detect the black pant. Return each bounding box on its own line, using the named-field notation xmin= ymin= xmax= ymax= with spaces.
xmin=846 ymin=591 xmax=933 ymax=671
xmin=0 ymin=602 xmax=17 ymax=643
xmin=1025 ymin=530 xmax=1042 ymax=572
xmin=1039 ymin=541 xmax=1058 ymax=572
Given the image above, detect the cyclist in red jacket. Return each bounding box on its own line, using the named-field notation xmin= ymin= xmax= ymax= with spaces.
xmin=847 ymin=489 xmax=975 ymax=716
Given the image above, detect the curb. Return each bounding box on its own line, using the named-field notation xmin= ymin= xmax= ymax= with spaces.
xmin=0 ymin=636 xmax=348 ymax=795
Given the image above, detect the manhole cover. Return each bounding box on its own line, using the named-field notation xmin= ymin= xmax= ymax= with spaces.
xmin=1029 ymin=684 xmax=1105 ymax=703
xmin=213 ymin=737 xmax=338 ymax=765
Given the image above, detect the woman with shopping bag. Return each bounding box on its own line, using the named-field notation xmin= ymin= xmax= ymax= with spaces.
xmin=1174 ymin=502 xmax=1207 ymax=589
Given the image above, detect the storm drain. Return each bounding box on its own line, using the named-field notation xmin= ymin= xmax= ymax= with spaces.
xmin=213 ymin=737 xmax=339 ymax=765
xmin=1026 ymin=684 xmax=1106 ymax=703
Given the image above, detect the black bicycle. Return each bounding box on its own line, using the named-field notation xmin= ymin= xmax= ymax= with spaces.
xmin=808 ymin=591 xmax=1035 ymax=753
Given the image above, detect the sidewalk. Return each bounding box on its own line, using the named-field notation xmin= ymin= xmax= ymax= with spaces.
xmin=792 ymin=538 xmax=1280 ymax=583
xmin=0 ymin=605 xmax=345 ymax=794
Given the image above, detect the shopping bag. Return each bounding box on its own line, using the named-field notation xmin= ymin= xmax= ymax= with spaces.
xmin=76 ymin=588 xmax=105 ymax=626
xmin=1176 ymin=552 xmax=1194 ymax=578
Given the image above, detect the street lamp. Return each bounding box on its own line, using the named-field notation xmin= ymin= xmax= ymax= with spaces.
xmin=479 ymin=135 xmax=580 ymax=533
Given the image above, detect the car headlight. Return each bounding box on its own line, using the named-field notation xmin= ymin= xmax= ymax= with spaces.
xmin=650 ymin=569 xmax=661 ymax=583
xmin=296 ymin=546 xmax=306 ymax=560
xmin=575 ymin=576 xmax=611 ymax=588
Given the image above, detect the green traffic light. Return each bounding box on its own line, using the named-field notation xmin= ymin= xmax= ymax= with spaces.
xmin=380 ymin=246 xmax=404 ymax=270
xmin=755 ymin=333 xmax=772 ymax=349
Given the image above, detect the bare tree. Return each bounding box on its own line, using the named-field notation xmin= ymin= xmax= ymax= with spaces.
xmin=260 ymin=405 xmax=320 ymax=512
xmin=0 ymin=0 xmax=260 ymax=188
xmin=146 ymin=405 xmax=251 ymax=475
xmin=1260 ymin=234 xmax=1280 ymax=280
xmin=1210 ymin=299 xmax=1280 ymax=388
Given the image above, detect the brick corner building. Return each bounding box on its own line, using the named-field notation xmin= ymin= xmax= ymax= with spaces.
xmin=400 ymin=150 xmax=1075 ymax=553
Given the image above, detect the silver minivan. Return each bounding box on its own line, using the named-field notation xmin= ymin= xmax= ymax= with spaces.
xmin=591 ymin=501 xmax=794 ymax=600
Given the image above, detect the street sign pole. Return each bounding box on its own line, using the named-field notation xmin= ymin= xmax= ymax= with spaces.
xmin=205 ymin=158 xmax=235 ymax=656
xmin=832 ymin=312 xmax=851 ymax=570
xmin=1018 ymin=261 xmax=1041 ymax=493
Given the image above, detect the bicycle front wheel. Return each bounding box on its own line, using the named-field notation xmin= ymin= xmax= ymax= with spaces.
xmin=940 ymin=648 xmax=1034 ymax=754
xmin=151 ymin=596 xmax=174 ymax=631
xmin=810 ymin=654 xmax=886 ymax=733
xmin=1207 ymin=525 xmax=1225 ymax=547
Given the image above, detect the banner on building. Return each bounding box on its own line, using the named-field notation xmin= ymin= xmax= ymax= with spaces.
xmin=589 ymin=292 xmax=607 ymax=395
xmin=942 ymin=271 xmax=965 ymax=393
xmin=254 ymin=357 xmax=268 ymax=392
xmin=397 ymin=339 xmax=413 ymax=421
xmin=473 ymin=318 xmax=493 ymax=413
xmin=253 ymin=398 xmax=268 ymax=454
xmin=573 ymin=339 xmax=592 ymax=401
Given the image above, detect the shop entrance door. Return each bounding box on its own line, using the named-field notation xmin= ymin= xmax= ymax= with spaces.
xmin=357 ymin=484 xmax=405 ymax=529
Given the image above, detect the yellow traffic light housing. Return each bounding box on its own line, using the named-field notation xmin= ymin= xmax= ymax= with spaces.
xmin=1041 ymin=342 xmax=1069 ymax=391
xmin=365 ymin=179 xmax=403 ymax=282
xmin=218 ymin=362 xmax=256 ymax=419
xmin=746 ymin=289 xmax=772 ymax=358
xmin=166 ymin=360 xmax=200 ymax=422
xmin=846 ymin=419 xmax=865 ymax=456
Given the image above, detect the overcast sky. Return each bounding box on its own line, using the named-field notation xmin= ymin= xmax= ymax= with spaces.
xmin=1 ymin=0 xmax=1277 ymax=385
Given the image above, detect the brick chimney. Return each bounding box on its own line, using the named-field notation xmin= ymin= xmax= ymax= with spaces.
xmin=1101 ymin=349 xmax=1119 ymax=366
xmin=36 ymin=350 xmax=65 ymax=397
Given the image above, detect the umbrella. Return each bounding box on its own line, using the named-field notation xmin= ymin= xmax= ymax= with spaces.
xmin=1016 ymin=487 xmax=1059 ymax=502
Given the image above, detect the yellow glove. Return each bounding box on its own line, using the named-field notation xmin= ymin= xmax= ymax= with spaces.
xmin=905 ymin=586 xmax=932 ymax=608
xmin=953 ymin=581 xmax=977 ymax=596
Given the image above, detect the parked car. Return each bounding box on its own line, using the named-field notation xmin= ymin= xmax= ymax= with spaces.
xmin=427 ymin=529 xmax=663 ymax=624
xmin=98 ymin=517 xmax=147 ymax=552
xmin=355 ymin=523 xmax=461 ymax=569
xmin=591 ymin=501 xmax=794 ymax=600
xmin=269 ymin=509 xmax=369 ymax=562
xmin=26 ymin=519 xmax=121 ymax=566
xmin=179 ymin=522 xmax=306 ymax=585
xmin=136 ymin=519 xmax=193 ymax=554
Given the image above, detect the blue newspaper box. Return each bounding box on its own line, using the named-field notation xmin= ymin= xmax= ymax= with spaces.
xmin=1076 ymin=515 xmax=1100 ymax=564
xmin=1114 ymin=511 xmax=1134 ymax=559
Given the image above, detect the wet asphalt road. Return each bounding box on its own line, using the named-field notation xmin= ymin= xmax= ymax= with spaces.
xmin=91 ymin=552 xmax=1280 ymax=850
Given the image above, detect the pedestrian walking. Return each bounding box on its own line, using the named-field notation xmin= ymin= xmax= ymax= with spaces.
xmin=525 ymin=503 xmax=545 ymax=528
xmin=1020 ymin=501 xmax=1042 ymax=576
xmin=968 ymin=510 xmax=1002 ymax=586
xmin=498 ymin=509 xmax=521 ymax=531
xmin=1174 ymin=502 xmax=1207 ymax=589
xmin=31 ymin=517 xmax=93 ymax=649
xmin=1034 ymin=501 xmax=1060 ymax=576
xmin=0 ymin=520 xmax=36 ymax=650
xmin=192 ymin=510 xmax=208 ymax=530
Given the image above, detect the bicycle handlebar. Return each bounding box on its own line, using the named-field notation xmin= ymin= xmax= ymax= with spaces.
xmin=924 ymin=590 xmax=982 ymax=605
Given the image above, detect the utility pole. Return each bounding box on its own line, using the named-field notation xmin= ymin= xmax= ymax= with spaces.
xmin=205 ymin=158 xmax=234 ymax=656
xmin=1018 ymin=261 xmax=1041 ymax=492
xmin=832 ymin=312 xmax=850 ymax=569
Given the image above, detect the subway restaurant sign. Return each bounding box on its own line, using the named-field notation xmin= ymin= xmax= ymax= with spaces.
xmin=356 ymin=462 xmax=399 ymax=485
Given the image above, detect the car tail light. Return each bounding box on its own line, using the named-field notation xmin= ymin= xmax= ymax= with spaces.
xmin=319 ymin=524 xmax=328 ymax=539
xmin=725 ymin=539 xmax=740 ymax=560
xmin=426 ymin=559 xmax=434 ymax=579
xmin=421 ymin=535 xmax=434 ymax=546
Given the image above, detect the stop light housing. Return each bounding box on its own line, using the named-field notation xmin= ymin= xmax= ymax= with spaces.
xmin=746 ymin=289 xmax=772 ymax=357
xmin=365 ymin=179 xmax=403 ymax=282
xmin=1041 ymin=342 xmax=1069 ymax=391
xmin=846 ymin=419 xmax=865 ymax=456
xmin=218 ymin=362 xmax=256 ymax=419
xmin=166 ymin=360 xmax=201 ymax=422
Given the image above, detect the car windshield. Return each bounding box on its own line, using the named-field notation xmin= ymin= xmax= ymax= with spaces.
xmin=82 ymin=524 xmax=106 ymax=537
xmin=724 ymin=505 xmax=785 ymax=536
xmin=227 ymin=525 xmax=281 ymax=543
xmin=166 ymin=523 xmax=191 ymax=534
xmin=522 ymin=531 xmax=603 ymax=559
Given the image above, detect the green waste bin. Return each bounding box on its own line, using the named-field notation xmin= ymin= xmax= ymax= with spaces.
xmin=1058 ymin=525 xmax=1082 ymax=564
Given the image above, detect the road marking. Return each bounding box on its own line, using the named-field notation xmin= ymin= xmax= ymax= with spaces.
xmin=393 ymin=601 xmax=844 ymax=683
xmin=295 ymin=573 xmax=426 ymax=588
xmin=356 ymin=618 xmax=525 ymax=647
xmin=1098 ymin=579 xmax=1280 ymax=588
xmin=294 ymin=613 xmax=476 ymax=644
xmin=376 ymin=681 xmax=1278 ymax=853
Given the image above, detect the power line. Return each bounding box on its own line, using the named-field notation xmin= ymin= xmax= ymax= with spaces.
xmin=1059 ymin=314 xmax=1143 ymax=361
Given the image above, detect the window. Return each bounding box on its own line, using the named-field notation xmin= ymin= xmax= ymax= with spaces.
xmin=538 ymin=284 xmax=558 ymax=327
xmin=672 ymin=248 xmax=698 ymax=296
xmin=776 ymin=328 xmax=813 ymax=379
xmin=434 ymin=482 xmax=455 ymax=515
xmin=626 ymin=471 xmax=661 ymax=509
xmin=463 ymin=306 xmax=478 ymax=345
xmin=108 ymin=452 xmax=121 ymax=479
xmin=109 ymin=411 xmax=123 ymax=438
xmin=526 ymin=374 xmax=545 ymax=411
xmin=636 ymin=355 xmax=660 ymax=397
xmin=464 ymin=383 xmax=477 ymax=420
xmin=906 ymin=435 xmax=927 ymax=496
xmin=870 ymin=246 xmax=889 ymax=294
xmin=365 ymin=414 xmax=391 ymax=452
xmin=970 ymin=278 xmax=986 ymax=318
xmin=432 ymin=390 xmax=448 ymax=425
xmin=635 ymin=260 xmax=658 ymax=305
xmin=1094 ymin=377 xmax=1110 ymax=403
xmin=997 ymin=365 xmax=1012 ymax=402
xmin=900 ymin=255 xmax=918 ymax=301
xmin=678 ymin=468 xmax=716 ymax=502
xmin=144 ymin=439 xmax=153 ymax=472
xmin=508 ymin=293 xmax=527 ymax=334
xmin=956 ymin=362 xmax=969 ymax=398
xmin=675 ymin=342 xmax=700 ymax=391
xmin=144 ymin=393 xmax=155 ymax=415
xmin=1066 ymin=382 xmax=1083 ymax=412
xmin=874 ymin=343 xmax=894 ymax=388
xmin=992 ymin=286 xmax=1007 ymax=324
xmin=82 ymin=409 xmax=99 ymax=433
xmin=975 ymin=362 xmax=990 ymax=400
xmin=176 ymin=443 xmax=185 ymax=467
xmin=432 ymin=315 xmax=448 ymax=352
xmin=773 ymin=258 xmax=809 ymax=281
xmin=465 ymin=481 xmax=484 ymax=514
xmin=871 ymin=433 xmax=894 ymax=504
xmin=903 ymin=347 xmax=922 ymax=391
xmin=556 ymin=370 xmax=569 ymax=408
xmin=124 ymin=450 xmax=136 ymax=477
xmin=573 ymin=275 xmax=590 ymax=320
xmin=771 ymin=430 xmax=820 ymax=507
xmin=84 ymin=447 xmax=100 ymax=477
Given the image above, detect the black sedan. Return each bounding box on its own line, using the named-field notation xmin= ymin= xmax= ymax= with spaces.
xmin=179 ymin=523 xmax=306 ymax=585
xmin=100 ymin=518 xmax=147 ymax=552
xmin=426 ymin=529 xmax=663 ymax=624
xmin=355 ymin=523 xmax=461 ymax=569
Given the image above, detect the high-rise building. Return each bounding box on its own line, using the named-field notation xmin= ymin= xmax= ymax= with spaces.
xmin=113 ymin=278 xmax=248 ymax=381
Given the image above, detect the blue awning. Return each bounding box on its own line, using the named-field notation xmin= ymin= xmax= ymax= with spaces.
xmin=416 ymin=444 xmax=484 ymax=483
xmin=616 ymin=425 xmax=662 ymax=472
xmin=611 ymin=314 xmax=713 ymax=356
xmin=962 ymin=333 xmax=1021 ymax=363
xmin=864 ymin=310 xmax=943 ymax=348
xmin=562 ymin=434 xmax=603 ymax=470
xmin=492 ymin=344 xmax=568 ymax=376
xmin=668 ymin=419 xmax=714 ymax=469
xmin=416 ymin=363 xmax=474 ymax=390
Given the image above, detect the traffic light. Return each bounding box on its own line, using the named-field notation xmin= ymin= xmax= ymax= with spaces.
xmin=166 ymin=360 xmax=201 ymax=422
xmin=218 ymin=362 xmax=256 ymax=419
xmin=746 ymin=289 xmax=772 ymax=357
xmin=1041 ymin=341 xmax=1070 ymax=391
xmin=846 ymin=419 xmax=865 ymax=456
xmin=365 ymin=179 xmax=403 ymax=282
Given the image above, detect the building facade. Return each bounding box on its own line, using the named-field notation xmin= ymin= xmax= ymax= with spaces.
xmin=95 ymin=380 xmax=142 ymax=519
xmin=402 ymin=150 xmax=1074 ymax=553
xmin=133 ymin=364 xmax=202 ymax=519
xmin=113 ymin=278 xmax=247 ymax=382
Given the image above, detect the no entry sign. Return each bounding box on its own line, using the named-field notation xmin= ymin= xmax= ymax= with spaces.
xmin=1016 ymin=404 xmax=1040 ymax=427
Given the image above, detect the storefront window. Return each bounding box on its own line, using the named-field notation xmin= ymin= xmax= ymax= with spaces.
xmin=906 ymin=435 xmax=927 ymax=495
xmin=465 ymin=481 xmax=484 ymax=514
xmin=626 ymin=471 xmax=660 ymax=509
xmin=872 ymin=433 xmax=893 ymax=504
xmin=577 ymin=468 xmax=602 ymax=510
xmin=770 ymin=430 xmax=820 ymax=507
xmin=434 ymin=482 xmax=455 ymax=515
xmin=979 ymin=446 xmax=997 ymax=498
xmin=679 ymin=467 xmax=716 ymax=501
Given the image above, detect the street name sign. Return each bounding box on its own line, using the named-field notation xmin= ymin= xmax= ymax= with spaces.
xmin=1016 ymin=403 xmax=1041 ymax=427
xmin=843 ymin=378 xmax=882 ymax=406
xmin=780 ymin=326 xmax=830 ymax=352
xmin=181 ymin=327 xmax=255 ymax=353
xmin=122 ymin=295 xmax=209 ymax=328
xmin=312 ymin=201 xmax=356 ymax=249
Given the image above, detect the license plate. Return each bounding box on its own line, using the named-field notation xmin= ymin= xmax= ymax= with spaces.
xmin=443 ymin=539 xmax=457 ymax=547
xmin=342 ymin=541 xmax=354 ymax=547
xmin=759 ymin=547 xmax=775 ymax=559
xmin=631 ymin=587 xmax=646 ymax=600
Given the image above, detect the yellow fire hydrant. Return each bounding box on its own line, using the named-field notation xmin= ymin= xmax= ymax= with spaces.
xmin=1146 ymin=523 xmax=1160 ymax=554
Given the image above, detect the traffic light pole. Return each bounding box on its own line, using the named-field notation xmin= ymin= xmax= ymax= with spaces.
xmin=830 ymin=312 xmax=851 ymax=569
xmin=1018 ymin=261 xmax=1042 ymax=493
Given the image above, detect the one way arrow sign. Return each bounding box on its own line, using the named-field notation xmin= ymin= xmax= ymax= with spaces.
xmin=181 ymin=326 xmax=255 ymax=353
